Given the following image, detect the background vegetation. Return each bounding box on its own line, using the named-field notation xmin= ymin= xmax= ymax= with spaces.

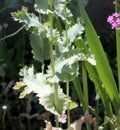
xmin=0 ymin=0 xmax=118 ymax=130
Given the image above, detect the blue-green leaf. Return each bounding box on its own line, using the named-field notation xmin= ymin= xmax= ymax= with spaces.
xmin=67 ymin=20 xmax=84 ymax=42
xmin=11 ymin=7 xmax=45 ymax=33
xmin=34 ymin=0 xmax=52 ymax=14
xmin=18 ymin=66 xmax=68 ymax=115
xmin=30 ymin=33 xmax=50 ymax=62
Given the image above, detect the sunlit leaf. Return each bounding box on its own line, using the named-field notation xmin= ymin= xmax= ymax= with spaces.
xmin=55 ymin=8 xmax=73 ymax=24
xmin=77 ymin=0 xmax=119 ymax=101
xmin=69 ymin=101 xmax=78 ymax=110
xmin=67 ymin=19 xmax=84 ymax=42
xmin=11 ymin=7 xmax=45 ymax=33
xmin=19 ymin=90 xmax=28 ymax=98
xmin=13 ymin=82 xmax=25 ymax=90
xmin=19 ymin=66 xmax=68 ymax=115
xmin=55 ymin=43 xmax=96 ymax=81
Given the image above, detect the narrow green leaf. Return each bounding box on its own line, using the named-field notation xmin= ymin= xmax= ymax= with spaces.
xmin=82 ymin=63 xmax=89 ymax=109
xmin=115 ymin=1 xmax=120 ymax=92
xmin=73 ymin=77 xmax=86 ymax=111
xmin=77 ymin=0 xmax=118 ymax=101
xmin=85 ymin=62 xmax=113 ymax=117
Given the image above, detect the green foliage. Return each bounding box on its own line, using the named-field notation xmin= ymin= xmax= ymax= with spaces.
xmin=30 ymin=33 xmax=50 ymax=62
xmin=0 ymin=40 xmax=24 ymax=79
xmin=11 ymin=7 xmax=45 ymax=33
xmin=34 ymin=0 xmax=49 ymax=14
xmin=11 ymin=0 xmax=91 ymax=122
xmin=0 ymin=59 xmax=6 ymax=77
xmin=9 ymin=0 xmax=120 ymax=129
xmin=14 ymin=66 xmax=69 ymax=115
xmin=5 ymin=0 xmax=21 ymax=8
xmin=4 ymin=0 xmax=34 ymax=8
xmin=77 ymin=0 xmax=119 ymax=102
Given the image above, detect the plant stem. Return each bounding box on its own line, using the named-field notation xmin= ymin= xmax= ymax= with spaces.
xmin=115 ymin=0 xmax=120 ymax=93
xmin=41 ymin=63 xmax=45 ymax=74
xmin=0 ymin=7 xmax=7 ymax=14
xmin=0 ymin=25 xmax=25 ymax=41
xmin=49 ymin=25 xmax=59 ymax=128
xmin=86 ymin=123 xmax=91 ymax=130
xmin=64 ymin=3 xmax=69 ymax=46
xmin=64 ymin=4 xmax=71 ymax=128
xmin=49 ymin=0 xmax=55 ymax=75
xmin=2 ymin=110 xmax=6 ymax=130
xmin=82 ymin=63 xmax=88 ymax=109
xmin=49 ymin=0 xmax=59 ymax=127
xmin=54 ymin=83 xmax=59 ymax=127
xmin=66 ymin=81 xmax=70 ymax=128
xmin=82 ymin=63 xmax=91 ymax=130
xmin=39 ymin=14 xmax=45 ymax=73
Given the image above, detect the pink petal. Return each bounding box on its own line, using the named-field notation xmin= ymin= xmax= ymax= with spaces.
xmin=58 ymin=114 xmax=67 ymax=124
xmin=112 ymin=12 xmax=120 ymax=17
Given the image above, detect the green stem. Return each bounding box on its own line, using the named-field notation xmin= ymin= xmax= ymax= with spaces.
xmin=86 ymin=123 xmax=91 ymax=130
xmin=0 ymin=7 xmax=7 ymax=14
xmin=40 ymin=35 xmax=45 ymax=72
xmin=54 ymin=83 xmax=59 ymax=127
xmin=64 ymin=4 xmax=69 ymax=46
xmin=49 ymin=0 xmax=59 ymax=127
xmin=82 ymin=63 xmax=91 ymax=130
xmin=41 ymin=63 xmax=45 ymax=74
xmin=50 ymin=42 xmax=56 ymax=74
xmin=22 ymin=28 xmax=25 ymax=67
xmin=0 ymin=25 xmax=25 ymax=41
xmin=82 ymin=63 xmax=88 ymax=109
xmin=49 ymin=0 xmax=55 ymax=75
xmin=66 ymin=81 xmax=70 ymax=128
xmin=39 ymin=13 xmax=45 ymax=73
xmin=2 ymin=110 xmax=6 ymax=130
xmin=64 ymin=4 xmax=70 ymax=128
xmin=73 ymin=77 xmax=86 ymax=111
xmin=115 ymin=0 xmax=120 ymax=93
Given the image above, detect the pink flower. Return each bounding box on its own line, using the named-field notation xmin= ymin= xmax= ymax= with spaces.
xmin=111 ymin=22 xmax=119 ymax=29
xmin=112 ymin=12 xmax=120 ymax=17
xmin=58 ymin=114 xmax=67 ymax=124
xmin=107 ymin=15 xmax=114 ymax=23
xmin=116 ymin=18 xmax=120 ymax=24
xmin=107 ymin=12 xmax=120 ymax=29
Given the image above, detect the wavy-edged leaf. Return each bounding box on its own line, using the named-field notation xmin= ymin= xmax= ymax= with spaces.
xmin=34 ymin=0 xmax=52 ymax=14
xmin=17 ymin=66 xmax=68 ymax=115
xmin=11 ymin=7 xmax=45 ymax=33
xmin=30 ymin=33 xmax=50 ymax=62
xmin=67 ymin=19 xmax=84 ymax=42
xmin=13 ymin=82 xmax=25 ymax=90
xmin=55 ymin=7 xmax=73 ymax=24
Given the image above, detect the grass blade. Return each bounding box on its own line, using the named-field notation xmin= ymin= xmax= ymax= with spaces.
xmin=77 ymin=0 xmax=118 ymax=101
